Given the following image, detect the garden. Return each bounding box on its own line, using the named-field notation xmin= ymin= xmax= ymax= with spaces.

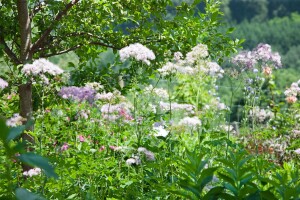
xmin=0 ymin=0 xmax=299 ymax=199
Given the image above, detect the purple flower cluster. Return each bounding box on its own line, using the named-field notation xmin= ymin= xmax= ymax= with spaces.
xmin=58 ymin=86 xmax=96 ymax=103
xmin=232 ymin=43 xmax=282 ymax=69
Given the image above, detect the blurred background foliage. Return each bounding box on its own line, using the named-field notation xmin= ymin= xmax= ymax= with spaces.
xmin=1 ymin=0 xmax=299 ymax=121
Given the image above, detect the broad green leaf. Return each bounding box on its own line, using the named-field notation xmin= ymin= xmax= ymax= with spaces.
xmin=6 ymin=125 xmax=26 ymax=142
xmin=15 ymin=188 xmax=45 ymax=200
xmin=18 ymin=153 xmax=58 ymax=178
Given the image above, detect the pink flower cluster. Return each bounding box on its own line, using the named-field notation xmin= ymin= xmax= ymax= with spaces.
xmin=232 ymin=43 xmax=282 ymax=70
xmin=0 ymin=78 xmax=8 ymax=89
xmin=284 ymin=80 xmax=300 ymax=104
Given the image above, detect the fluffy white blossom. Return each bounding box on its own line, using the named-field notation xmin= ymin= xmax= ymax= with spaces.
xmin=0 ymin=78 xmax=8 ymax=89
xmin=186 ymin=44 xmax=209 ymax=64
xmin=23 ymin=168 xmax=41 ymax=177
xmin=158 ymin=62 xmax=179 ymax=76
xmin=6 ymin=113 xmax=26 ymax=127
xmin=295 ymin=148 xmax=300 ymax=155
xmin=178 ymin=116 xmax=201 ymax=128
xmin=126 ymin=156 xmax=141 ymax=165
xmin=144 ymin=85 xmax=169 ymax=99
xmin=85 ymin=82 xmax=104 ymax=91
xmin=207 ymin=62 xmax=224 ymax=77
xmin=159 ymin=101 xmax=195 ymax=114
xmin=153 ymin=125 xmax=169 ymax=137
xmin=249 ymin=107 xmax=274 ymax=123
xmin=174 ymin=51 xmax=183 ymax=61
xmin=22 ymin=58 xmax=63 ymax=76
xmin=101 ymin=102 xmax=133 ymax=121
xmin=119 ymin=43 xmax=155 ymax=65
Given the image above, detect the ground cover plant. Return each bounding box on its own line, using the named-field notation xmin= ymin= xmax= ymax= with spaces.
xmin=0 ymin=0 xmax=300 ymax=200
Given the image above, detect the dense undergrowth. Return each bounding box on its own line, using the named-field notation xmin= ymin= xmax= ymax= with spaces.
xmin=0 ymin=43 xmax=300 ymax=199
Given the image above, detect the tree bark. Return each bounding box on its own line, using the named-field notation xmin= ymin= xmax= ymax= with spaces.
xmin=17 ymin=0 xmax=32 ymax=61
xmin=17 ymin=0 xmax=35 ymax=163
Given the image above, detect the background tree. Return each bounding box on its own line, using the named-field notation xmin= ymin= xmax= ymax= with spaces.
xmin=0 ymin=0 xmax=236 ymax=132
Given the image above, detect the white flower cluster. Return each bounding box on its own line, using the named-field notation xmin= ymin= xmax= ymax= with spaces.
xmin=75 ymin=110 xmax=90 ymax=120
xmin=100 ymin=102 xmax=132 ymax=121
xmin=206 ymin=62 xmax=224 ymax=78
xmin=295 ymin=148 xmax=300 ymax=155
xmin=22 ymin=58 xmax=64 ymax=76
xmin=0 ymin=78 xmax=8 ymax=89
xmin=284 ymin=80 xmax=300 ymax=103
xmin=158 ymin=62 xmax=195 ymax=76
xmin=95 ymin=90 xmax=123 ymax=102
xmin=144 ymin=85 xmax=169 ymax=99
xmin=158 ymin=44 xmax=223 ymax=78
xmin=119 ymin=43 xmax=155 ymax=65
xmin=23 ymin=168 xmax=41 ymax=177
xmin=249 ymin=106 xmax=274 ymax=123
xmin=153 ymin=125 xmax=169 ymax=137
xmin=6 ymin=113 xmax=26 ymax=127
xmin=174 ymin=51 xmax=183 ymax=61
xmin=178 ymin=116 xmax=201 ymax=128
xmin=186 ymin=44 xmax=209 ymax=64
xmin=126 ymin=156 xmax=141 ymax=166
xmin=85 ymin=82 xmax=104 ymax=91
xmin=138 ymin=147 xmax=155 ymax=161
xmin=219 ymin=124 xmax=235 ymax=133
xmin=159 ymin=101 xmax=195 ymax=114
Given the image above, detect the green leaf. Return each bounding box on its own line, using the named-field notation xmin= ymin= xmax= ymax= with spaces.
xmin=0 ymin=118 xmax=10 ymax=142
xmin=224 ymin=182 xmax=238 ymax=196
xmin=15 ymin=188 xmax=45 ymax=200
xmin=18 ymin=153 xmax=58 ymax=178
xmin=202 ymin=186 xmax=225 ymax=200
xmin=6 ymin=125 xmax=26 ymax=142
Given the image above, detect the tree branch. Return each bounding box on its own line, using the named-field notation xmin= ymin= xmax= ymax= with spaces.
xmin=31 ymin=0 xmax=80 ymax=52
xmin=0 ymin=36 xmax=21 ymax=65
xmin=40 ymin=41 xmax=121 ymax=58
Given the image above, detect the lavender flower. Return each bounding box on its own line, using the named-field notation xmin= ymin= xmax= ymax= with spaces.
xmin=138 ymin=147 xmax=155 ymax=161
xmin=59 ymin=86 xmax=96 ymax=103
xmin=0 ymin=78 xmax=8 ymax=89
xmin=232 ymin=43 xmax=282 ymax=70
xmin=119 ymin=43 xmax=155 ymax=65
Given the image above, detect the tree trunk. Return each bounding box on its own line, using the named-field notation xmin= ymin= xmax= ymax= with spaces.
xmin=17 ymin=0 xmax=34 ymax=171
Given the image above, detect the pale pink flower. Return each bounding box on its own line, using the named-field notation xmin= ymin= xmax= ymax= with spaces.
xmin=23 ymin=168 xmax=41 ymax=177
xmin=263 ymin=66 xmax=272 ymax=76
xmin=286 ymin=96 xmax=297 ymax=104
xmin=78 ymin=135 xmax=85 ymax=142
xmin=0 ymin=78 xmax=8 ymax=89
xmin=99 ymin=146 xmax=105 ymax=151
xmin=295 ymin=148 xmax=300 ymax=155
xmin=61 ymin=143 xmax=69 ymax=151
